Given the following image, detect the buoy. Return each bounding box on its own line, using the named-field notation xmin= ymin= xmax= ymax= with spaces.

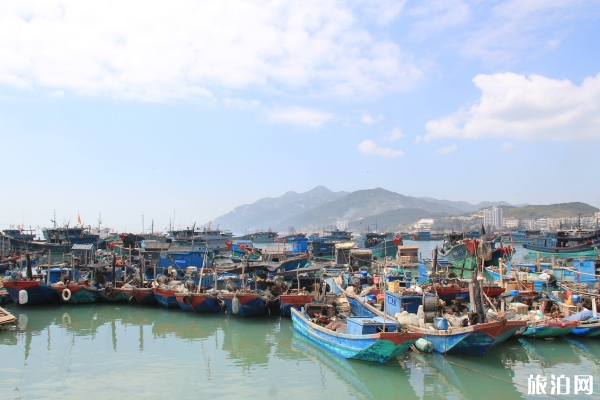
xmin=232 ymin=293 xmax=240 ymax=314
xmin=62 ymin=288 xmax=72 ymax=301
xmin=183 ymin=295 xmax=193 ymax=305
xmin=18 ymin=290 xmax=28 ymax=304
xmin=415 ymin=338 xmax=433 ymax=353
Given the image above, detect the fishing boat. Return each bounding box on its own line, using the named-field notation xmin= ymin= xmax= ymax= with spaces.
xmin=220 ymin=288 xmax=272 ymax=317
xmin=519 ymin=319 xmax=579 ymax=338
xmin=523 ymin=229 xmax=600 ymax=257
xmin=53 ymin=281 xmax=101 ymax=304
xmin=2 ymin=254 xmax=59 ymax=305
xmin=438 ymin=233 xmax=514 ymax=278
xmin=0 ymin=286 xmax=12 ymax=305
xmin=122 ymin=285 xmax=157 ymax=306
xmin=99 ymin=283 xmax=129 ymax=302
xmin=175 ymin=290 xmax=222 ymax=313
xmin=291 ymin=304 xmax=421 ymax=364
xmin=152 ymin=284 xmax=182 ymax=308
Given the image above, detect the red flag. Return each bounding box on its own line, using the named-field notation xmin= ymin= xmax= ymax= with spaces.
xmin=78 ymin=214 xmax=82 ymax=224
xmin=283 ymin=238 xmax=286 ymax=245
xmin=274 ymin=237 xmax=279 ymax=243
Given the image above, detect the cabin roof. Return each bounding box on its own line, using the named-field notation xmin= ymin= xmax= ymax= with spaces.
xmin=71 ymin=244 xmax=95 ymax=250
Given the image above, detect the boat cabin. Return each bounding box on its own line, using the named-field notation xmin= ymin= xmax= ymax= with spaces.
xmin=346 ymin=316 xmax=400 ymax=334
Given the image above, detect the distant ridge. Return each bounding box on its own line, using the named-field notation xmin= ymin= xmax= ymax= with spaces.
xmin=211 ymin=187 xmax=597 ymax=234
xmin=280 ymin=188 xmax=460 ymax=231
xmin=211 ymin=186 xmax=348 ymax=232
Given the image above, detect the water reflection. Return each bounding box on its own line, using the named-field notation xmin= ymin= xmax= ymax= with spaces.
xmin=518 ymin=337 xmax=580 ymax=366
xmin=221 ymin=316 xmax=277 ymax=369
xmin=292 ymin=332 xmax=419 ymax=399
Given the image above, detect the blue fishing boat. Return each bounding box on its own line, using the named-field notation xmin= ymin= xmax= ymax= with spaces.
xmin=291 ymin=306 xmax=421 ymax=364
xmin=523 ymin=229 xmax=600 ymax=257
xmin=408 ymin=319 xmax=526 ymax=356
xmin=221 ymin=291 xmax=268 ymax=317
xmin=152 ymin=286 xmax=181 ymax=308
xmin=3 ymin=279 xmax=59 ymax=305
xmin=175 ymin=291 xmax=222 ymax=313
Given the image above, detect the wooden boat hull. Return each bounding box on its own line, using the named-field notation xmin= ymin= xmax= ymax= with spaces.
xmin=55 ymin=284 xmax=100 ymax=304
xmin=291 ymin=308 xmax=420 ymax=364
xmin=152 ymin=287 xmax=181 ymax=309
xmin=3 ymin=280 xmax=59 ymax=305
xmin=126 ymin=287 xmax=157 ymax=306
xmin=221 ymin=292 xmax=267 ymax=317
xmin=175 ymin=293 xmax=222 ymax=313
xmin=520 ymin=320 xmax=579 ymax=338
xmin=409 ymin=320 xmax=526 ymax=356
xmin=280 ymin=294 xmax=314 ymax=316
xmin=99 ymin=287 xmax=128 ymax=303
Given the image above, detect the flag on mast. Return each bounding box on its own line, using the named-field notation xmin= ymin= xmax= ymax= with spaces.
xmin=78 ymin=214 xmax=82 ymax=225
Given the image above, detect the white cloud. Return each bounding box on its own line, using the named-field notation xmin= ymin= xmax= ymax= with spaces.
xmin=384 ymin=127 xmax=406 ymax=141
xmin=361 ymin=113 xmax=384 ymax=124
xmin=502 ymin=142 xmax=516 ymax=151
xmin=49 ymin=90 xmax=64 ymax=97
xmin=424 ymin=72 xmax=600 ymax=142
xmin=436 ymin=144 xmax=458 ymax=154
xmin=267 ymin=106 xmax=332 ymax=128
xmin=0 ymin=1 xmax=423 ymax=102
xmin=358 ymin=140 xmax=404 ymax=157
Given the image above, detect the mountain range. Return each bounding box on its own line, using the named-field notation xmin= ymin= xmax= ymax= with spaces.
xmin=212 ymin=186 xmax=525 ymax=233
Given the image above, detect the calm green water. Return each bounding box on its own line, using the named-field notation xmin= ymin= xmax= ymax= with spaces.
xmin=1 ymin=302 xmax=599 ymax=399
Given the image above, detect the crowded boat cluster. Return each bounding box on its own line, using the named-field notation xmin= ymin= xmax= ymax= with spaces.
xmin=1 ymin=224 xmax=600 ymax=364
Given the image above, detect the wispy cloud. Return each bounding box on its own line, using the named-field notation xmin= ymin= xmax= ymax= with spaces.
xmin=358 ymin=140 xmax=404 ymax=157
xmin=0 ymin=1 xmax=423 ymax=102
xmin=425 ymin=72 xmax=600 ymax=142
xmin=267 ymin=106 xmax=332 ymax=128
xmin=361 ymin=113 xmax=384 ymax=124
xmin=384 ymin=127 xmax=406 ymax=141
xmin=436 ymin=144 xmax=458 ymax=154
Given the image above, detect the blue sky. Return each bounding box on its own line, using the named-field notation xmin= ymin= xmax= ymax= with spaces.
xmin=1 ymin=0 xmax=599 ymax=233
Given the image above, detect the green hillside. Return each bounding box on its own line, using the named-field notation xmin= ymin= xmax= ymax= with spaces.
xmin=502 ymin=202 xmax=598 ymax=219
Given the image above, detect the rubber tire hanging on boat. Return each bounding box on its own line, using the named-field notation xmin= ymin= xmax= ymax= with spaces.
xmin=183 ymin=295 xmax=193 ymax=305
xmin=62 ymin=288 xmax=72 ymax=301
xmin=129 ymin=296 xmax=137 ymax=305
xmin=104 ymin=285 xmax=113 ymax=295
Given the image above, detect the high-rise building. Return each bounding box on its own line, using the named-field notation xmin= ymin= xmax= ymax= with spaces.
xmin=483 ymin=206 xmax=503 ymax=229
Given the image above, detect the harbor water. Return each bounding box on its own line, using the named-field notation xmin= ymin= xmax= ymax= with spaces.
xmin=1 ymin=302 xmax=599 ymax=399
xmin=2 ymin=241 xmax=599 ymax=399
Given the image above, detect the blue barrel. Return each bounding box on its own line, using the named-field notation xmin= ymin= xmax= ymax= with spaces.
xmin=433 ymin=317 xmax=449 ymax=330
xmin=366 ymin=294 xmax=377 ymax=303
xmin=509 ymin=290 xmax=519 ymax=296
xmin=571 ymin=295 xmax=581 ymax=303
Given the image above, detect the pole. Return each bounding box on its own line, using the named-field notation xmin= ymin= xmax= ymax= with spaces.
xmin=139 ymin=254 xmax=144 ymax=286
xmin=47 ymin=250 xmax=52 ymax=285
xmin=112 ymin=251 xmax=116 ymax=286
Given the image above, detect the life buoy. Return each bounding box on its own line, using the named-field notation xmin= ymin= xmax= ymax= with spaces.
xmin=62 ymin=288 xmax=72 ymax=301
xmin=370 ymin=238 xmax=377 ymax=244
xmin=79 ymin=234 xmax=84 ymax=238
xmin=183 ymin=295 xmax=193 ymax=305
xmin=104 ymin=285 xmax=113 ymax=295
